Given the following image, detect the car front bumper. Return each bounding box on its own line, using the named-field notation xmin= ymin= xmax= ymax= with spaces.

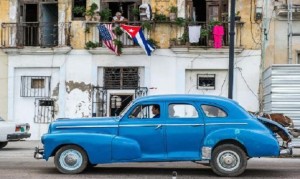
xmin=7 ymin=132 xmax=31 ymax=141
xmin=34 ymin=146 xmax=44 ymax=159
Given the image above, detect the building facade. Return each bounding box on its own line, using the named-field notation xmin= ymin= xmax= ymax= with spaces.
xmin=1 ymin=0 xmax=262 ymax=139
xmin=262 ymin=0 xmax=300 ymax=127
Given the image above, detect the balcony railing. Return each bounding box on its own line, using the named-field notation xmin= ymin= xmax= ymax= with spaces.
xmin=1 ymin=22 xmax=71 ymax=48
xmin=169 ymin=21 xmax=244 ymax=48
xmin=85 ymin=22 xmax=152 ymax=48
xmin=85 ymin=21 xmax=243 ymax=49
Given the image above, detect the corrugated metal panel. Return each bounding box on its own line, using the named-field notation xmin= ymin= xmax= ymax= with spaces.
xmin=263 ymin=65 xmax=300 ymax=128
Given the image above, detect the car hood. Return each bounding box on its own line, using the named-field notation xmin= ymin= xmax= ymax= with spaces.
xmin=257 ymin=116 xmax=292 ymax=142
xmin=49 ymin=117 xmax=119 ymax=135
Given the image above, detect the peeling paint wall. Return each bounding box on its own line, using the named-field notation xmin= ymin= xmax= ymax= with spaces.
xmin=236 ymin=0 xmax=262 ymax=49
xmin=263 ymin=0 xmax=300 ymax=67
xmin=65 ymin=81 xmax=92 ymax=117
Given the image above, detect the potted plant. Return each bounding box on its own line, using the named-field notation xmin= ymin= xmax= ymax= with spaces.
xmin=85 ymin=41 xmax=99 ymax=50
xmin=114 ymin=26 xmax=124 ymax=36
xmin=84 ymin=3 xmax=98 ymax=21
xmin=175 ymin=17 xmax=186 ymax=27
xmin=154 ymin=13 xmax=167 ymax=22
xmin=235 ymin=11 xmax=241 ymax=21
xmin=99 ymin=8 xmax=112 ymax=22
xmin=73 ymin=6 xmax=85 ymax=18
xmin=131 ymin=7 xmax=140 ymax=21
xmin=113 ymin=39 xmax=123 ymax=55
xmin=169 ymin=6 xmax=178 ymax=22
xmin=141 ymin=21 xmax=152 ymax=31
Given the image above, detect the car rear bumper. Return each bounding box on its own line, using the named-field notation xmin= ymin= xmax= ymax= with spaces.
xmin=7 ymin=132 xmax=31 ymax=141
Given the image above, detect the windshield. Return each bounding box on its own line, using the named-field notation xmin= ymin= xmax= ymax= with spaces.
xmin=119 ymin=101 xmax=134 ymax=118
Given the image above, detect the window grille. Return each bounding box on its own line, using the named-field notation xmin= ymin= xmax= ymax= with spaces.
xmin=104 ymin=67 xmax=139 ymax=89
xmin=92 ymin=87 xmax=107 ymax=117
xmin=34 ymin=98 xmax=55 ymax=124
xmin=197 ymin=74 xmax=216 ymax=90
xmin=21 ymin=76 xmax=51 ymax=97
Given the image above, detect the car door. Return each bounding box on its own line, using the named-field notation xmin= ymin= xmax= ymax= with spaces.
xmin=165 ymin=102 xmax=205 ymax=159
xmin=118 ymin=102 xmax=166 ymax=160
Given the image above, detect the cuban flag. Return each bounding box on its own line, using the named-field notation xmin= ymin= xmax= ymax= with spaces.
xmin=121 ymin=24 xmax=155 ymax=56
xmin=97 ymin=24 xmax=119 ymax=55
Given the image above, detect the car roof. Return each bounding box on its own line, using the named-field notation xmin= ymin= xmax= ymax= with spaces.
xmin=134 ymin=94 xmax=235 ymax=104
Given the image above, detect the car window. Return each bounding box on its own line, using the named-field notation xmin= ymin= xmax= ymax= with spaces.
xmin=201 ymin=105 xmax=227 ymax=118
xmin=168 ymin=104 xmax=198 ymax=118
xmin=128 ymin=104 xmax=160 ymax=119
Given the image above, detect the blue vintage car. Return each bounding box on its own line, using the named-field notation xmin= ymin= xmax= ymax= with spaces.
xmin=34 ymin=95 xmax=292 ymax=176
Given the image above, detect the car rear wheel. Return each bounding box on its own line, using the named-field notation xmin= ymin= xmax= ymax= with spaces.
xmin=210 ymin=144 xmax=247 ymax=177
xmin=0 ymin=142 xmax=8 ymax=149
xmin=54 ymin=145 xmax=88 ymax=174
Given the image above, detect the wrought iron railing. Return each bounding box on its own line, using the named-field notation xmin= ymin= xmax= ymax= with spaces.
xmin=85 ymin=22 xmax=152 ymax=48
xmin=1 ymin=22 xmax=71 ymax=48
xmin=169 ymin=21 xmax=244 ymax=48
xmin=85 ymin=21 xmax=243 ymax=49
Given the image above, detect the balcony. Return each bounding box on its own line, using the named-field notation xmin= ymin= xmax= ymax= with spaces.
xmin=84 ymin=21 xmax=150 ymax=47
xmin=84 ymin=20 xmax=243 ymax=52
xmin=1 ymin=22 xmax=71 ymax=48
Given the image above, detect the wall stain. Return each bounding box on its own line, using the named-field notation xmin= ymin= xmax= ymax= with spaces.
xmin=65 ymin=81 xmax=93 ymax=117
xmin=52 ymin=83 xmax=60 ymax=97
xmin=65 ymin=81 xmax=92 ymax=94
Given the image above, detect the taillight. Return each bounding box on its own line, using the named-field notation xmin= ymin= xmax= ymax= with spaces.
xmin=15 ymin=125 xmax=21 ymax=132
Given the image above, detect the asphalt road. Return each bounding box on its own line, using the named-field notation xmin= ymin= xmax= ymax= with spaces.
xmin=0 ymin=141 xmax=300 ymax=179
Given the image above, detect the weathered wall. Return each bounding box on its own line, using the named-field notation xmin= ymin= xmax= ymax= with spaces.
xmin=7 ymin=49 xmax=260 ymax=139
xmin=0 ymin=0 xmax=9 ymax=120
xmin=235 ymin=0 xmax=262 ymax=49
xmin=0 ymin=0 xmax=10 ymax=44
xmin=263 ymin=0 xmax=300 ymax=68
xmin=0 ymin=51 xmax=8 ymax=120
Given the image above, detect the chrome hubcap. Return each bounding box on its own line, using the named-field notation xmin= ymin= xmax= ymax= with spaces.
xmin=59 ymin=149 xmax=83 ymax=171
xmin=217 ymin=150 xmax=240 ymax=171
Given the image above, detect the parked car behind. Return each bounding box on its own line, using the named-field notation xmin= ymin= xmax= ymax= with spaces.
xmin=34 ymin=95 xmax=292 ymax=177
xmin=0 ymin=116 xmax=31 ymax=149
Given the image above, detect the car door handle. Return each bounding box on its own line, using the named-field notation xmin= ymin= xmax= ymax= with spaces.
xmin=155 ymin=124 xmax=162 ymax=129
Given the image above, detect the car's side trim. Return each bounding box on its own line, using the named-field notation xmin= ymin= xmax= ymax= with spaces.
xmin=119 ymin=124 xmax=204 ymax=127
xmin=205 ymin=123 xmax=248 ymax=126
xmin=56 ymin=125 xmax=119 ymax=129
xmin=55 ymin=123 xmax=245 ymax=129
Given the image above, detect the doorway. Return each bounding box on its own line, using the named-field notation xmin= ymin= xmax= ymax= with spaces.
xmin=110 ymin=94 xmax=133 ymax=116
xmin=40 ymin=3 xmax=58 ymax=47
xmin=24 ymin=4 xmax=39 ymax=46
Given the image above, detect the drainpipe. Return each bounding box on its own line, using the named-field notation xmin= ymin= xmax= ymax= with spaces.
xmin=228 ymin=0 xmax=236 ymax=99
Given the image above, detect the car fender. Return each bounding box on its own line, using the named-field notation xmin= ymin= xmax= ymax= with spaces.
xmin=42 ymin=133 xmax=115 ymax=163
xmin=203 ymin=128 xmax=280 ymax=157
xmin=111 ymin=136 xmax=141 ymax=161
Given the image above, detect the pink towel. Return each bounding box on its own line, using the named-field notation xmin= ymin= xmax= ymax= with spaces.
xmin=213 ymin=25 xmax=224 ymax=48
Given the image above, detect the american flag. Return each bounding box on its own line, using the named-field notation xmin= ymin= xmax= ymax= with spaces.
xmin=97 ymin=24 xmax=119 ymax=55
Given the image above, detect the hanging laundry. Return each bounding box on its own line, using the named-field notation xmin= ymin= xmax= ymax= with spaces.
xmin=213 ymin=25 xmax=224 ymax=48
xmin=188 ymin=26 xmax=201 ymax=43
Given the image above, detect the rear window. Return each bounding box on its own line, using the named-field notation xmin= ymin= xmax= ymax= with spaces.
xmin=201 ymin=105 xmax=227 ymax=118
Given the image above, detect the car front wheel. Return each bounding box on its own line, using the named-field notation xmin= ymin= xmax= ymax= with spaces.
xmin=54 ymin=145 xmax=88 ymax=174
xmin=210 ymin=144 xmax=247 ymax=177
